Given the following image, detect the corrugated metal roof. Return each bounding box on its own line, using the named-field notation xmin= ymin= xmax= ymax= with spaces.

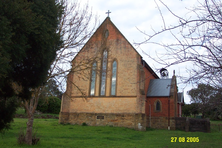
xmin=147 ymin=79 xmax=172 ymax=97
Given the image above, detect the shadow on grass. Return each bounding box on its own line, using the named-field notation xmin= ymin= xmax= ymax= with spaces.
xmin=146 ymin=127 xmax=155 ymax=131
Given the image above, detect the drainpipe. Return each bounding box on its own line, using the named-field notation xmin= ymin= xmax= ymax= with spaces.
xmin=168 ymin=98 xmax=170 ymax=130
xmin=149 ymin=104 xmax=151 ymax=128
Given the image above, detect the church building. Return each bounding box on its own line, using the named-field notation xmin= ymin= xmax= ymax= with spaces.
xmin=59 ymin=17 xmax=184 ymax=131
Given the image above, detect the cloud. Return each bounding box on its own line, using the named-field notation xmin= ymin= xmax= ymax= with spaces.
xmin=79 ymin=0 xmax=203 ymax=103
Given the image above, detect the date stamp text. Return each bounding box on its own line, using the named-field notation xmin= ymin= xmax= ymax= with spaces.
xmin=171 ymin=137 xmax=199 ymax=142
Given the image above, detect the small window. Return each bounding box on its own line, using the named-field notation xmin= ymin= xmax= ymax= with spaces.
xmin=90 ymin=62 xmax=97 ymax=96
xmin=105 ymin=30 xmax=109 ymax=38
xmin=156 ymin=101 xmax=160 ymax=111
xmin=111 ymin=61 xmax=117 ymax=95
xmin=154 ymin=100 xmax=161 ymax=112
xmin=139 ymin=70 xmax=145 ymax=95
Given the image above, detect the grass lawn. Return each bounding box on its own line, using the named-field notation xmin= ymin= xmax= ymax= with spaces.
xmin=0 ymin=118 xmax=222 ymax=148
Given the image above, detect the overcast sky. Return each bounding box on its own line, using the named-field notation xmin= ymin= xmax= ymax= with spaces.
xmin=79 ymin=0 xmax=204 ymax=103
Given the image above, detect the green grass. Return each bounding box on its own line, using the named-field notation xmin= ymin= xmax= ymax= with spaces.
xmin=0 ymin=118 xmax=222 ymax=148
xmin=16 ymin=108 xmax=26 ymax=114
xmin=210 ymin=120 xmax=222 ymax=133
xmin=210 ymin=120 xmax=222 ymax=124
xmin=15 ymin=108 xmax=59 ymax=118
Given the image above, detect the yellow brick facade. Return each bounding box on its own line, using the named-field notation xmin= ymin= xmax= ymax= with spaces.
xmin=59 ymin=17 xmax=157 ymax=131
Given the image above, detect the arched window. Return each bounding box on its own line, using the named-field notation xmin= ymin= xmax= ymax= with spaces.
xmin=100 ymin=50 xmax=107 ymax=96
xmin=111 ymin=61 xmax=117 ymax=95
xmin=156 ymin=101 xmax=160 ymax=111
xmin=90 ymin=62 xmax=97 ymax=96
xmin=155 ymin=100 xmax=161 ymax=112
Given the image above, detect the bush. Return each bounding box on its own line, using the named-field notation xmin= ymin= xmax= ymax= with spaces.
xmin=0 ymin=96 xmax=18 ymax=133
xmin=37 ymin=97 xmax=48 ymax=113
xmin=17 ymin=127 xmax=40 ymax=145
xmin=17 ymin=128 xmax=26 ymax=145
xmin=48 ymin=97 xmax=61 ymax=114
xmin=37 ymin=96 xmax=61 ymax=114
xmin=82 ymin=122 xmax=87 ymax=126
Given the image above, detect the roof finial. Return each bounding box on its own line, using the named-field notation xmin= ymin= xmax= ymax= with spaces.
xmin=106 ymin=10 xmax=111 ymax=17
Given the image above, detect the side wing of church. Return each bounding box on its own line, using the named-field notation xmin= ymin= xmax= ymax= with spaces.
xmin=59 ymin=17 xmax=183 ymax=131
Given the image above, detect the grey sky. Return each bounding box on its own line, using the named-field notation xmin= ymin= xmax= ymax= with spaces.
xmin=79 ymin=0 xmax=204 ymax=103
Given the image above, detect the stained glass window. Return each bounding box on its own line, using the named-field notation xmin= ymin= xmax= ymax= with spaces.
xmin=100 ymin=50 xmax=107 ymax=95
xmin=90 ymin=62 xmax=97 ymax=96
xmin=111 ymin=61 xmax=117 ymax=95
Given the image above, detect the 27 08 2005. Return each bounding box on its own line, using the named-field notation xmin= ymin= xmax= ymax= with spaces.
xmin=171 ymin=137 xmax=199 ymax=142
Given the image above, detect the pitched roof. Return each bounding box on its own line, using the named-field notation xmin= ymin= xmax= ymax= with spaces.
xmin=141 ymin=58 xmax=159 ymax=79
xmin=72 ymin=17 xmax=159 ymax=78
xmin=73 ymin=17 xmax=141 ymax=60
xmin=147 ymin=79 xmax=172 ymax=97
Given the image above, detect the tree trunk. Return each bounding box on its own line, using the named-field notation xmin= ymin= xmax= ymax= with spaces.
xmin=25 ymin=113 xmax=34 ymax=145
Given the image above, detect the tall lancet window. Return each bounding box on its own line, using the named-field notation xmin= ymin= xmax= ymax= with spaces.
xmin=100 ymin=50 xmax=107 ymax=96
xmin=111 ymin=61 xmax=117 ymax=95
xmin=90 ymin=62 xmax=97 ymax=96
xmin=156 ymin=101 xmax=160 ymax=111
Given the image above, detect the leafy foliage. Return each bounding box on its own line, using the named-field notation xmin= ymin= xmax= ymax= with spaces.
xmin=182 ymin=103 xmax=199 ymax=117
xmin=0 ymin=97 xmax=18 ymax=133
xmin=37 ymin=79 xmax=62 ymax=114
xmin=37 ymin=97 xmax=61 ymax=114
xmin=17 ymin=127 xmax=40 ymax=145
xmin=48 ymin=97 xmax=61 ymax=114
xmin=0 ymin=0 xmax=62 ymax=133
xmin=39 ymin=79 xmax=63 ymax=99
xmin=188 ymin=83 xmax=222 ymax=119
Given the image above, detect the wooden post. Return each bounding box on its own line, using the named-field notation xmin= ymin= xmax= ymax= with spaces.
xmin=185 ymin=117 xmax=189 ymax=132
xmin=206 ymin=118 xmax=210 ymax=133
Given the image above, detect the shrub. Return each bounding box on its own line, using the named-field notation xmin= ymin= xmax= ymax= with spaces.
xmin=0 ymin=96 xmax=18 ymax=133
xmin=47 ymin=97 xmax=61 ymax=114
xmin=37 ymin=97 xmax=48 ymax=113
xmin=37 ymin=96 xmax=61 ymax=114
xmin=17 ymin=128 xmax=26 ymax=145
xmin=17 ymin=127 xmax=40 ymax=145
xmin=82 ymin=122 xmax=87 ymax=126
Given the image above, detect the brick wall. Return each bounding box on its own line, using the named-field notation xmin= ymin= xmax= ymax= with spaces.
xmin=59 ymin=17 xmax=150 ymax=130
xmin=175 ymin=117 xmax=210 ymax=132
xmin=67 ymin=17 xmax=140 ymax=98
xmin=59 ymin=112 xmax=146 ymax=131
xmin=146 ymin=97 xmax=170 ymax=117
xmin=146 ymin=116 xmax=176 ymax=130
xmin=68 ymin=97 xmax=139 ymax=113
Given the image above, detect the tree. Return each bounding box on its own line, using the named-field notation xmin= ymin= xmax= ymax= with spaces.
xmin=37 ymin=96 xmax=61 ymax=114
xmin=137 ymin=0 xmax=222 ymax=88
xmin=0 ymin=1 xmax=34 ymax=132
xmin=207 ymin=87 xmax=222 ymax=119
xmin=189 ymin=103 xmax=199 ymax=118
xmin=37 ymin=79 xmax=62 ymax=113
xmin=0 ymin=0 xmax=60 ymax=133
xmin=0 ymin=97 xmax=18 ymax=133
xmin=0 ymin=0 xmax=62 ymax=144
xmin=182 ymin=103 xmax=199 ymax=117
xmin=39 ymin=79 xmax=63 ymax=99
xmin=182 ymin=103 xmax=191 ymax=117
xmin=19 ymin=0 xmax=97 ymax=145
xmin=188 ymin=83 xmax=219 ymax=118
